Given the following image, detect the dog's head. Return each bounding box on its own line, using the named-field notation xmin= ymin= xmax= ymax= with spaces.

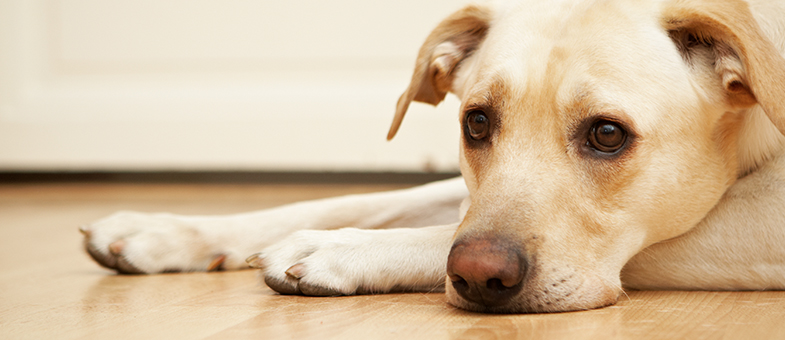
xmin=391 ymin=0 xmax=785 ymax=313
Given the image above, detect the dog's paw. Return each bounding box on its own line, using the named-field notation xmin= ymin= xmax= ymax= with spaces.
xmin=250 ymin=228 xmax=392 ymax=296
xmin=81 ymin=211 xmax=234 ymax=274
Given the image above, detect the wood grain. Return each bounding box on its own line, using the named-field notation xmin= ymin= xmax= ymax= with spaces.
xmin=2 ymin=183 xmax=784 ymax=339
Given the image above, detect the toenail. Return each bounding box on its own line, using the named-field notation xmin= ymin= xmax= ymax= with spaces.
xmin=285 ymin=263 xmax=306 ymax=279
xmin=207 ymin=254 xmax=226 ymax=271
xmin=245 ymin=253 xmax=265 ymax=269
xmin=108 ymin=240 xmax=125 ymax=255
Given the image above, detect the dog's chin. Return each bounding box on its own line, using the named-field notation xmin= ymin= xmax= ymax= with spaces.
xmin=444 ymin=275 xmax=621 ymax=314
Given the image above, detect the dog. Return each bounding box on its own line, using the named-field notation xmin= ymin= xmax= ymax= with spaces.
xmin=82 ymin=0 xmax=785 ymax=313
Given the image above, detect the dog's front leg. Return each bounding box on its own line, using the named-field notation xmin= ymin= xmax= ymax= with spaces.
xmin=81 ymin=177 xmax=467 ymax=274
xmin=622 ymin=153 xmax=785 ymax=290
xmin=252 ymin=223 xmax=458 ymax=295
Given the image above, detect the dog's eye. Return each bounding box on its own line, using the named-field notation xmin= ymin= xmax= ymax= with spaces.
xmin=466 ymin=111 xmax=490 ymax=140
xmin=588 ymin=120 xmax=626 ymax=153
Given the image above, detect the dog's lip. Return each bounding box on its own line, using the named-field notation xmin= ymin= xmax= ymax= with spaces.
xmin=449 ymin=288 xmax=619 ymax=314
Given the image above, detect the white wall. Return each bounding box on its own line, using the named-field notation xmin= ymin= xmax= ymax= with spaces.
xmin=0 ymin=0 xmax=470 ymax=172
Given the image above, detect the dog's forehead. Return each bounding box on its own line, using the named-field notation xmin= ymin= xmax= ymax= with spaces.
xmin=488 ymin=0 xmax=664 ymax=54
xmin=462 ymin=0 xmax=695 ymax=132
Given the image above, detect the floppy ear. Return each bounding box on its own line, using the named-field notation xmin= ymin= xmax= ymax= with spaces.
xmin=662 ymin=0 xmax=785 ymax=135
xmin=387 ymin=5 xmax=493 ymax=140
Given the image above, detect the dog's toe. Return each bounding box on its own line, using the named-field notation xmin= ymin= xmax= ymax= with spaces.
xmin=83 ymin=237 xmax=145 ymax=274
xmin=114 ymin=255 xmax=144 ymax=274
xmin=264 ymin=273 xmax=345 ymax=297
xmin=298 ymin=281 xmax=344 ymax=296
xmin=264 ymin=275 xmax=301 ymax=295
xmin=84 ymin=239 xmax=118 ymax=269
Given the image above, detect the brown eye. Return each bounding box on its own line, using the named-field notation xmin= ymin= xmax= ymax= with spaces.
xmin=589 ymin=120 xmax=626 ymax=153
xmin=466 ymin=111 xmax=490 ymax=140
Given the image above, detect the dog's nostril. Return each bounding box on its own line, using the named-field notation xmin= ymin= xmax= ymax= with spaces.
xmin=451 ymin=275 xmax=469 ymax=288
xmin=449 ymin=273 xmax=466 ymax=284
xmin=486 ymin=278 xmax=507 ymax=291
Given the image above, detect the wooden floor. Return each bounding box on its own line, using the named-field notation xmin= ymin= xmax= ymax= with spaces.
xmin=2 ymin=182 xmax=785 ymax=340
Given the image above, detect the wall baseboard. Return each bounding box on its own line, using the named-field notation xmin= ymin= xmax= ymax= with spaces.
xmin=0 ymin=171 xmax=461 ymax=185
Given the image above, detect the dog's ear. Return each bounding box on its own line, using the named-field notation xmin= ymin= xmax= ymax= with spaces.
xmin=663 ymin=0 xmax=785 ymax=135
xmin=387 ymin=5 xmax=493 ymax=140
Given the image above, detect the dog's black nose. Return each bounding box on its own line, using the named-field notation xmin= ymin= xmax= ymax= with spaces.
xmin=446 ymin=237 xmax=526 ymax=307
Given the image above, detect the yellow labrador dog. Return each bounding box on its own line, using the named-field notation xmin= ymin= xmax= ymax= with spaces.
xmin=82 ymin=0 xmax=785 ymax=313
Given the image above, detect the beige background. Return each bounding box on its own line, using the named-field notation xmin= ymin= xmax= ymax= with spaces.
xmin=0 ymin=0 xmax=471 ymax=172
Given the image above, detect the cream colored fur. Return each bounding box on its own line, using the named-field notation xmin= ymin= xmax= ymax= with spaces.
xmin=83 ymin=0 xmax=785 ymax=313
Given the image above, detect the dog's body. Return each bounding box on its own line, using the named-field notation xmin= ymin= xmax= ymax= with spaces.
xmin=82 ymin=0 xmax=785 ymax=313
